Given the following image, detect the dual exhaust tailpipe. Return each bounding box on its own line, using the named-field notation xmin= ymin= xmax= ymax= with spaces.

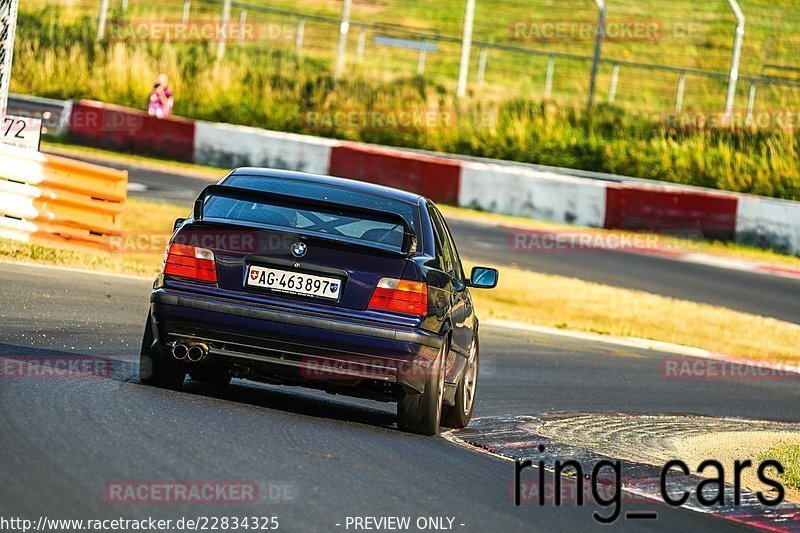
xmin=172 ymin=341 xmax=209 ymax=363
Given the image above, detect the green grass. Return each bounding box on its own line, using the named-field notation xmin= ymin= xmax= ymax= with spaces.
xmin=467 ymin=259 xmax=800 ymax=366
xmin=759 ymin=444 xmax=800 ymax=490
xmin=10 ymin=2 xmax=800 ymax=204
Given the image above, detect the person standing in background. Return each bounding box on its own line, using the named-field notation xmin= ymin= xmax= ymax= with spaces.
xmin=147 ymin=73 xmax=174 ymax=118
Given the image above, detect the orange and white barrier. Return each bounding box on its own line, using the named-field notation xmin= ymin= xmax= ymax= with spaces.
xmin=0 ymin=143 xmax=127 ymax=252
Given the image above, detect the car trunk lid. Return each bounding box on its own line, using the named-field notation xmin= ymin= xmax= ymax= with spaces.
xmin=169 ymin=185 xmax=419 ymax=312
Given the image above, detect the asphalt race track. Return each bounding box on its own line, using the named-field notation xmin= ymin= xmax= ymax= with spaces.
xmin=64 ymin=153 xmax=800 ymax=324
xmin=4 ymin=154 xmax=796 ymax=531
xmin=1 ymin=263 xmax=798 ymax=531
xmin=447 ymin=218 xmax=800 ymax=325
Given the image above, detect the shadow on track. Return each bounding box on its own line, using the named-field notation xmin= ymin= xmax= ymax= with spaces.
xmin=181 ymin=377 xmax=398 ymax=431
xmin=0 ymin=342 xmax=398 ymax=432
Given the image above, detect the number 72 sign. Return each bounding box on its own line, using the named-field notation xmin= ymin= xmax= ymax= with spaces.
xmin=0 ymin=114 xmax=42 ymax=151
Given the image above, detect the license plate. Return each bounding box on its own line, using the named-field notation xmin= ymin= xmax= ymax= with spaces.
xmin=246 ymin=266 xmax=342 ymax=301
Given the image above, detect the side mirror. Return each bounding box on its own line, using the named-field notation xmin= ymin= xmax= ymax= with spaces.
xmin=173 ymin=218 xmax=186 ymax=231
xmin=468 ymin=266 xmax=498 ymax=289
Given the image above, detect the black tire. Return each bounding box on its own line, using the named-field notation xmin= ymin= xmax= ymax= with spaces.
xmin=139 ymin=314 xmax=185 ymax=390
xmin=189 ymin=367 xmax=232 ymax=386
xmin=397 ymin=340 xmax=446 ymax=436
xmin=443 ymin=337 xmax=478 ymax=429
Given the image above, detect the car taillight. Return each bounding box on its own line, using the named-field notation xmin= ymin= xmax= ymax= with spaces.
xmin=368 ymin=278 xmax=428 ymax=317
xmin=163 ymin=243 xmax=217 ymax=283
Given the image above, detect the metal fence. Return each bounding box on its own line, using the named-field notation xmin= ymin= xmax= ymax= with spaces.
xmin=22 ymin=0 xmax=800 ymax=123
xmin=0 ymin=0 xmax=20 ymax=117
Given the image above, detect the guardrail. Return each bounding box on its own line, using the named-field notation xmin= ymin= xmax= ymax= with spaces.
xmin=0 ymin=143 xmax=128 ymax=252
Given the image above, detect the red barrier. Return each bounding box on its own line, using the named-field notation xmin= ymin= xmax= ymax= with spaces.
xmin=604 ymin=184 xmax=738 ymax=239
xmin=328 ymin=144 xmax=461 ymax=203
xmin=67 ymin=100 xmax=195 ymax=162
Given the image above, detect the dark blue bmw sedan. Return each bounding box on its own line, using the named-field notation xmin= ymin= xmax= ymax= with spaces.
xmin=140 ymin=168 xmax=498 ymax=435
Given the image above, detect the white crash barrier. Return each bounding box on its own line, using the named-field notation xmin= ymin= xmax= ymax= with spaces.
xmin=194 ymin=121 xmax=338 ymax=175
xmin=458 ymin=161 xmax=608 ymax=228
xmin=736 ymin=195 xmax=800 ymax=256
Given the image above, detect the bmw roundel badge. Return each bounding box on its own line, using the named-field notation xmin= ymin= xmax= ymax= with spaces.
xmin=291 ymin=242 xmax=307 ymax=258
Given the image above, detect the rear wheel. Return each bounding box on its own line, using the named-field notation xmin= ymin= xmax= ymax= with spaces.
xmin=139 ymin=314 xmax=185 ymax=390
xmin=443 ymin=337 xmax=478 ymax=429
xmin=397 ymin=340 xmax=446 ymax=436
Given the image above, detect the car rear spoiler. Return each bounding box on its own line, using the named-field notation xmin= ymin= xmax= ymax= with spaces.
xmin=193 ymin=184 xmax=419 ymax=255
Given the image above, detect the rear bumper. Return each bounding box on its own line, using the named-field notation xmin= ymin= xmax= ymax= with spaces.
xmin=150 ymin=289 xmax=444 ymax=392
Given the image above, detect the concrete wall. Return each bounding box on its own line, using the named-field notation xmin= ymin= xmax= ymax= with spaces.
xmin=68 ymin=101 xmax=196 ymax=162
xmin=605 ymin=184 xmax=739 ymax=240
xmin=329 ymin=144 xmax=462 ymax=204
xmin=458 ymin=162 xmax=607 ymax=227
xmin=194 ymin=121 xmax=336 ymax=175
xmin=736 ymin=196 xmax=800 ymax=256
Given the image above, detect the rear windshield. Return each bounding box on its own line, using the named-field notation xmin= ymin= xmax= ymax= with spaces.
xmin=223 ymin=175 xmax=420 ymax=234
xmin=204 ymin=177 xmax=418 ymax=250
